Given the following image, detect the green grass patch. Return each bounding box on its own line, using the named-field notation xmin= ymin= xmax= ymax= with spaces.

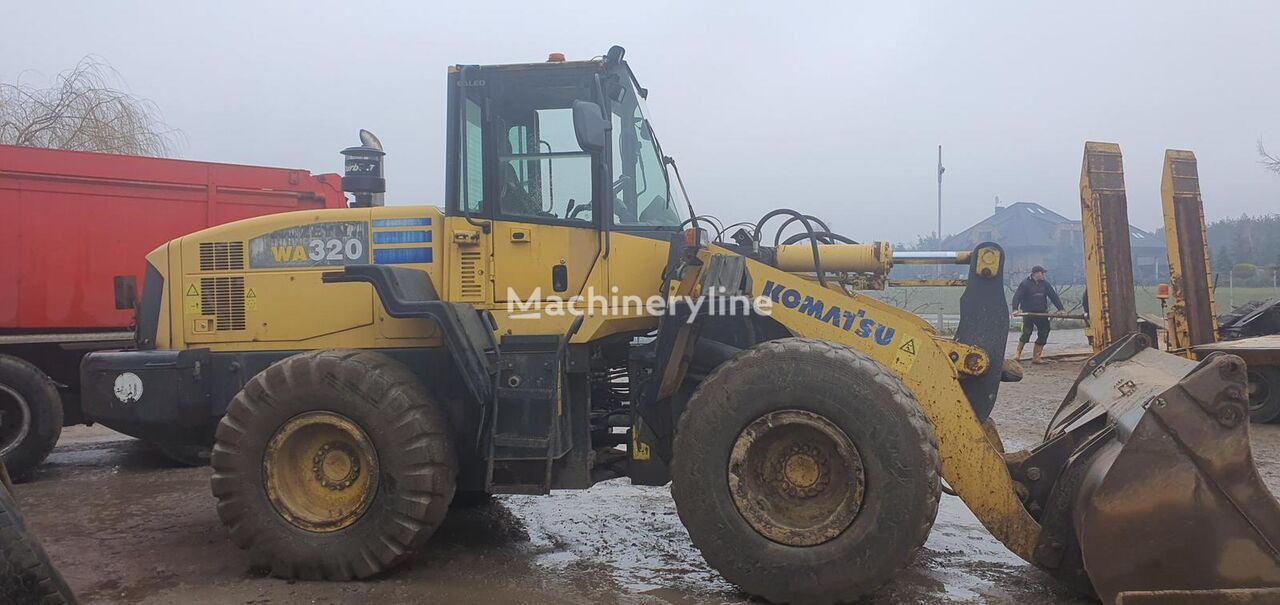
xmin=864 ymin=284 xmax=1279 ymax=330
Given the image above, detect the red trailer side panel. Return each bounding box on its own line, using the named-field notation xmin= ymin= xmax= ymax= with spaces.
xmin=0 ymin=145 xmax=346 ymax=331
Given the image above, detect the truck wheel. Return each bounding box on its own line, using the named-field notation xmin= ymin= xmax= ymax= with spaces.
xmin=672 ymin=338 xmax=940 ymax=604
xmin=0 ymin=355 xmax=64 ymax=483
xmin=1248 ymin=366 xmax=1280 ymax=424
xmin=210 ymin=350 xmax=456 ymax=580
xmin=0 ymin=472 xmax=76 ymax=604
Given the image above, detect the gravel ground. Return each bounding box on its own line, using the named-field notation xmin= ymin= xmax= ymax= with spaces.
xmin=11 ymin=343 xmax=1280 ymax=604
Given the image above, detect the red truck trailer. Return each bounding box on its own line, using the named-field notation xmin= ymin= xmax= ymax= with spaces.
xmin=0 ymin=145 xmax=347 ymax=480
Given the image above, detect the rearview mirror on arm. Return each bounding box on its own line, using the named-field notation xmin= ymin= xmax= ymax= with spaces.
xmin=572 ymin=100 xmax=610 ymax=153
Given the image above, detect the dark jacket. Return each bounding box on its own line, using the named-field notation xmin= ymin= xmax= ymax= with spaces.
xmin=1012 ymin=277 xmax=1064 ymax=313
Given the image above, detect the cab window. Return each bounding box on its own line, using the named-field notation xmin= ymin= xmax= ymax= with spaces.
xmin=493 ymin=82 xmax=595 ymax=224
xmin=460 ymin=97 xmax=485 ymax=214
xmin=611 ymin=85 xmax=680 ymax=227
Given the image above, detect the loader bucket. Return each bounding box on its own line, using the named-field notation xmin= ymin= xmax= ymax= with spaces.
xmin=1022 ymin=335 xmax=1280 ymax=604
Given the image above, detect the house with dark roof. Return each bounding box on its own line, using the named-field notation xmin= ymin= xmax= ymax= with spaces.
xmin=939 ymin=202 xmax=1165 ymax=284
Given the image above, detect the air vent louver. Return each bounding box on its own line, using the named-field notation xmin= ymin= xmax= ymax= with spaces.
xmin=458 ymin=249 xmax=484 ymax=301
xmin=200 ymin=276 xmax=246 ymax=330
xmin=199 ymin=241 xmax=245 ymax=271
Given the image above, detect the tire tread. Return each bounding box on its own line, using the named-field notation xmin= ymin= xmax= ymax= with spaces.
xmin=671 ymin=338 xmax=940 ymax=604
xmin=210 ymin=349 xmax=456 ymax=580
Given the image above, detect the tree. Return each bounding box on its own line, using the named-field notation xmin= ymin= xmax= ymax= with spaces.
xmin=1261 ymin=139 xmax=1280 ymax=175
xmin=0 ymin=57 xmax=178 ymax=156
xmin=1213 ymin=245 xmax=1234 ymax=274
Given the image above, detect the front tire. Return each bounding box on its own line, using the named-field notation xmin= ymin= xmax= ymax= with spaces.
xmin=672 ymin=338 xmax=940 ymax=604
xmin=0 ymin=355 xmax=63 ymax=483
xmin=210 ymin=350 xmax=456 ymax=580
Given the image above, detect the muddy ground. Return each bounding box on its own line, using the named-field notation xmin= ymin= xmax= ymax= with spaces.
xmin=13 ymin=340 xmax=1280 ymax=604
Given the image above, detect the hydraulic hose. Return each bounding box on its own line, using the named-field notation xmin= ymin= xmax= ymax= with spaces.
xmin=752 ymin=209 xmax=828 ymax=287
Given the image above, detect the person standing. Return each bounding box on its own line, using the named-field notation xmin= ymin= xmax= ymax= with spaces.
xmin=1012 ymin=266 xmax=1064 ymax=364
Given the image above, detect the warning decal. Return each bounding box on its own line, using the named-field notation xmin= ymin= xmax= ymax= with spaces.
xmin=892 ymin=338 xmax=918 ymax=374
xmin=245 ymin=288 xmax=258 ymax=311
xmin=184 ymin=283 xmax=201 ymax=314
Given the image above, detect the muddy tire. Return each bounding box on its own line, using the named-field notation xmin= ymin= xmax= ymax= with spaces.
xmin=671 ymin=338 xmax=940 ymax=604
xmin=210 ymin=350 xmax=456 ymax=580
xmin=0 ymin=355 xmax=64 ymax=484
xmin=0 ymin=474 xmax=76 ymax=604
xmin=1248 ymin=366 xmax=1280 ymax=424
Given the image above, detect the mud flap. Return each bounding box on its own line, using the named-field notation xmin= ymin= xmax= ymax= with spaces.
xmin=1034 ymin=334 xmax=1280 ymax=604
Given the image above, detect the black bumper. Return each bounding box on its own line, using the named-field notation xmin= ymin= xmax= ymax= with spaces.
xmin=80 ymin=349 xmax=215 ymax=442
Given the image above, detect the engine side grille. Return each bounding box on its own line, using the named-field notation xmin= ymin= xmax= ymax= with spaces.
xmin=200 ymin=277 xmax=246 ymax=331
xmin=199 ymin=241 xmax=245 ymax=271
xmin=458 ymin=249 xmax=484 ymax=301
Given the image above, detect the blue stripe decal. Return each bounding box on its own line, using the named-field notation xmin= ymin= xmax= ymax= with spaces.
xmin=373 ymin=230 xmax=432 ymax=244
xmin=374 ymin=247 xmax=432 ymax=264
xmin=372 ymin=217 xmax=432 ymax=228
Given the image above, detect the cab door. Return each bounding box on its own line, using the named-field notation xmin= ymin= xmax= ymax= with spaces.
xmin=489 ymin=98 xmax=601 ymax=303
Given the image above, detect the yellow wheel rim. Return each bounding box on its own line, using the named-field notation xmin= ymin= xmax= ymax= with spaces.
xmin=728 ymin=409 xmax=865 ymax=547
xmin=264 ymin=411 xmax=378 ymax=532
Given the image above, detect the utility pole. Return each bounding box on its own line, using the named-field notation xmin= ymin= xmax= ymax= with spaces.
xmin=937 ymin=145 xmax=944 ymax=248
xmin=1229 ymin=267 xmax=1234 ymax=309
xmin=936 ymin=145 xmax=945 ymax=331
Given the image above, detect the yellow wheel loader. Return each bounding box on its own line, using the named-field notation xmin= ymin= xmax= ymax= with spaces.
xmin=80 ymin=47 xmax=1280 ymax=604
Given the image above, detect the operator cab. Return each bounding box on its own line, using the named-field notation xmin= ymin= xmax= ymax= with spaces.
xmin=445 ymin=46 xmax=687 ymax=233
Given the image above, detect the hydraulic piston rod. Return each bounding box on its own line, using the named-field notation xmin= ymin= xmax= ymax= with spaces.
xmin=894 ymin=250 xmax=973 ymax=265
xmin=773 ymin=244 xmax=971 ymax=274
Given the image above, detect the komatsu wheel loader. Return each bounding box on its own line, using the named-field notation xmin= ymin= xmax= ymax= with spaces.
xmin=80 ymin=47 xmax=1280 ymax=604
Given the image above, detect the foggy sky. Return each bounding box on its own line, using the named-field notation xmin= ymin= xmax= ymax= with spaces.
xmin=3 ymin=1 xmax=1277 ymax=244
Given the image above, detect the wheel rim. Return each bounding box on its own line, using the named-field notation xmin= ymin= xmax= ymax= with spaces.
xmin=263 ymin=411 xmax=378 ymax=532
xmin=727 ymin=409 xmax=865 ymax=547
xmin=0 ymin=383 xmax=32 ymax=457
xmin=1248 ymin=369 xmax=1272 ymax=413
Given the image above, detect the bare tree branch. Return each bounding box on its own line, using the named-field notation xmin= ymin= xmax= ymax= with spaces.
xmin=0 ymin=57 xmax=182 ymax=156
xmin=1259 ymin=139 xmax=1280 ymax=175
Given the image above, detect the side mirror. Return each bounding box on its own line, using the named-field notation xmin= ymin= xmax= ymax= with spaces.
xmin=572 ymin=100 xmax=610 ymax=153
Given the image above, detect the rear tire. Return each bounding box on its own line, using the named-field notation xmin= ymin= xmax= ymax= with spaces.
xmin=210 ymin=350 xmax=456 ymax=580
xmin=672 ymin=338 xmax=940 ymax=604
xmin=1248 ymin=366 xmax=1280 ymax=424
xmin=0 ymin=355 xmax=63 ymax=483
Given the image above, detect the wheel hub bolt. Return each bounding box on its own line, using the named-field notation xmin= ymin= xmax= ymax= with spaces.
xmin=313 ymin=442 xmax=361 ymax=491
xmin=773 ymin=444 xmax=830 ymax=499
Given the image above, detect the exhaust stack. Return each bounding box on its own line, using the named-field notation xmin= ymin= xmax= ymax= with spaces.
xmin=341 ymin=129 xmax=385 ymax=208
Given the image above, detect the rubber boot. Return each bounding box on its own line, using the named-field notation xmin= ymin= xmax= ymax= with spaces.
xmin=1032 ymin=344 xmax=1046 ymax=364
xmin=1015 ymin=342 xmax=1025 ymax=361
